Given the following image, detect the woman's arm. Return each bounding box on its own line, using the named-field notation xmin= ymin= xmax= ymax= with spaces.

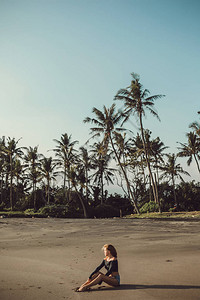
xmin=89 ymin=260 xmax=105 ymax=279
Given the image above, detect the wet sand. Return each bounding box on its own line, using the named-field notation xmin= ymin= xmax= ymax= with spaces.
xmin=0 ymin=217 xmax=200 ymax=300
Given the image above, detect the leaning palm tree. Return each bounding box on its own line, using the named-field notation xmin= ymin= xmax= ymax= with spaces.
xmin=177 ymin=131 xmax=200 ymax=174
xmin=69 ymin=166 xmax=88 ymax=218
xmin=84 ymin=104 xmax=140 ymax=214
xmin=159 ymin=153 xmax=190 ymax=209
xmin=114 ymin=72 xmax=165 ymax=212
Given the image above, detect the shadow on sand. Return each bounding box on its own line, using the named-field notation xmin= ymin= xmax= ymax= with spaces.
xmin=88 ymin=284 xmax=200 ymax=292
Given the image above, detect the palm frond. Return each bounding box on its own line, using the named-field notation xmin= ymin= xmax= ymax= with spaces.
xmin=145 ymin=94 xmax=165 ymax=102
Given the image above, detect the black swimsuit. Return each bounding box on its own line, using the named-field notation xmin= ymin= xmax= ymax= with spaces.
xmin=89 ymin=259 xmax=119 ymax=279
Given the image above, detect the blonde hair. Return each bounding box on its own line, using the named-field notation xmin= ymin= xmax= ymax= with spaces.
xmin=103 ymin=244 xmax=117 ymax=258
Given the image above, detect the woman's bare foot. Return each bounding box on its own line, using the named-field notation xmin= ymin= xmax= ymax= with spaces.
xmin=78 ymin=285 xmax=91 ymax=292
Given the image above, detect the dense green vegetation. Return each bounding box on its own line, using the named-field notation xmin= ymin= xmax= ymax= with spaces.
xmin=0 ymin=73 xmax=200 ymax=218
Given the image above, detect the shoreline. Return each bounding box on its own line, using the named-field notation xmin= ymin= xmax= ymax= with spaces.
xmin=1 ymin=210 xmax=200 ymax=220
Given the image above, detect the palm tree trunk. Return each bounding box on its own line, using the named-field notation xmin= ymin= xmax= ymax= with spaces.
xmin=85 ymin=168 xmax=89 ymax=203
xmin=101 ymin=171 xmax=104 ymax=205
xmin=47 ymin=178 xmax=50 ymax=205
xmin=33 ymin=182 xmax=37 ymax=210
xmin=9 ymin=155 xmax=13 ymax=211
xmin=109 ymin=134 xmax=140 ymax=214
xmin=149 ymin=175 xmax=152 ymax=201
xmin=1 ymin=173 xmax=3 ymax=204
xmin=74 ymin=184 xmax=88 ymax=218
xmin=172 ymin=175 xmax=177 ymax=209
xmin=154 ymin=173 xmax=161 ymax=213
xmin=194 ymin=154 xmax=200 ymax=174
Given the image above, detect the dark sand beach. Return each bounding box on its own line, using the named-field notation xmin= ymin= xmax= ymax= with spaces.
xmin=0 ymin=218 xmax=200 ymax=300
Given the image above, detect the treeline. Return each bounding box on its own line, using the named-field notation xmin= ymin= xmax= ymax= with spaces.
xmin=1 ymin=73 xmax=200 ymax=217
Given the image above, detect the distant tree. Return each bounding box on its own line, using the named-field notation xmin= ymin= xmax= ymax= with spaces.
xmin=177 ymin=131 xmax=200 ymax=174
xmin=91 ymin=144 xmax=115 ymax=204
xmin=39 ymin=157 xmax=58 ymax=205
xmin=69 ymin=166 xmax=88 ymax=218
xmin=53 ymin=133 xmax=78 ymax=199
xmin=78 ymin=146 xmax=94 ymax=203
xmin=159 ymin=154 xmax=190 ymax=209
xmin=24 ymin=146 xmax=42 ymax=210
xmin=1 ymin=137 xmax=23 ymax=210
xmin=13 ymin=158 xmax=24 ymax=204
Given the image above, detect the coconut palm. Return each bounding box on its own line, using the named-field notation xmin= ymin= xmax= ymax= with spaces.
xmin=69 ymin=166 xmax=88 ymax=218
xmin=159 ymin=153 xmax=190 ymax=209
xmin=189 ymin=121 xmax=200 ymax=137
xmin=39 ymin=157 xmax=59 ymax=205
xmin=91 ymin=143 xmax=115 ymax=204
xmin=84 ymin=104 xmax=140 ymax=214
xmin=114 ymin=72 xmax=165 ymax=211
xmin=24 ymin=146 xmax=42 ymax=210
xmin=130 ymin=133 xmax=147 ymax=182
xmin=113 ymin=132 xmax=132 ymax=167
xmin=13 ymin=158 xmax=24 ymax=204
xmin=53 ymin=133 xmax=78 ymax=198
xmin=78 ymin=146 xmax=94 ymax=202
xmin=177 ymin=132 xmax=200 ymax=174
xmin=151 ymin=137 xmax=168 ymax=179
xmin=1 ymin=137 xmax=23 ymax=210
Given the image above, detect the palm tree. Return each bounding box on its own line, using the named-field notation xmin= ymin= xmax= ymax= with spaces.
xmin=113 ymin=132 xmax=132 ymax=168
xmin=91 ymin=143 xmax=115 ymax=204
xmin=177 ymin=131 xmax=200 ymax=174
xmin=69 ymin=166 xmax=88 ymax=218
xmin=78 ymin=146 xmax=94 ymax=203
xmin=159 ymin=153 xmax=190 ymax=209
xmin=53 ymin=133 xmax=78 ymax=199
xmin=13 ymin=158 xmax=24 ymax=204
xmin=151 ymin=136 xmax=168 ymax=183
xmin=189 ymin=121 xmax=200 ymax=137
xmin=84 ymin=104 xmax=140 ymax=214
xmin=114 ymin=72 xmax=165 ymax=211
xmin=1 ymin=137 xmax=23 ymax=210
xmin=24 ymin=146 xmax=42 ymax=210
xmin=39 ymin=157 xmax=58 ymax=205
xmin=131 ymin=133 xmax=147 ymax=184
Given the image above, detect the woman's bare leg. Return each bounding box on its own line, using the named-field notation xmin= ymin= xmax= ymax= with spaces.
xmin=79 ymin=272 xmax=103 ymax=289
xmin=78 ymin=274 xmax=119 ymax=291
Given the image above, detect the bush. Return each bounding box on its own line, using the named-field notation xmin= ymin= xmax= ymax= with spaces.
xmin=106 ymin=193 xmax=134 ymax=216
xmin=92 ymin=204 xmax=120 ymax=218
xmin=24 ymin=208 xmax=37 ymax=216
xmin=140 ymin=201 xmax=159 ymax=214
xmin=38 ymin=205 xmax=70 ymax=218
xmin=0 ymin=211 xmax=25 ymax=218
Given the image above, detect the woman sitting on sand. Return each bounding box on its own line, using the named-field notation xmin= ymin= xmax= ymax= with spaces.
xmin=77 ymin=244 xmax=120 ymax=292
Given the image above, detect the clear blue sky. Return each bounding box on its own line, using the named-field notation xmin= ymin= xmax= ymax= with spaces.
xmin=0 ymin=0 xmax=200 ymax=179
